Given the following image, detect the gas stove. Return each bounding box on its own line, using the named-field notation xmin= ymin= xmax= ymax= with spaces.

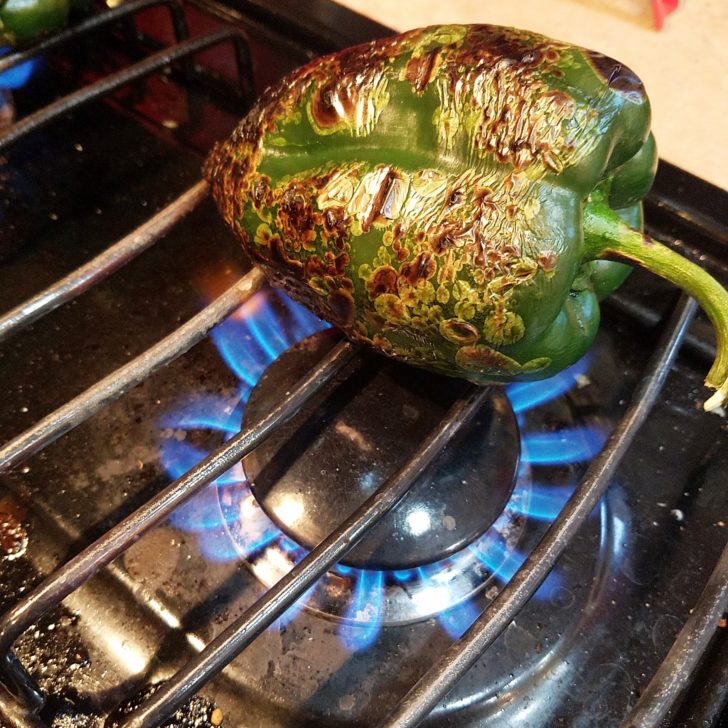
xmin=1 ymin=2 xmax=728 ymax=727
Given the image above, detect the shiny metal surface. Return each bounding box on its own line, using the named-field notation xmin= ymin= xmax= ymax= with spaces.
xmin=243 ymin=332 xmax=519 ymax=570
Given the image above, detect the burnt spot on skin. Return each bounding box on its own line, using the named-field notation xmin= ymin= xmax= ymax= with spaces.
xmin=367 ymin=265 xmax=399 ymax=298
xmin=585 ymin=51 xmax=645 ymax=101
xmin=431 ymin=229 xmax=457 ymax=255
xmin=429 ymin=29 xmax=590 ymax=172
xmin=375 ymin=293 xmax=410 ymax=325
xmin=455 ymin=344 xmax=524 ymax=376
xmin=270 ymin=236 xmax=304 ymax=276
xmin=482 ymin=309 xmax=525 ymax=345
xmin=372 ymin=334 xmax=393 ymax=353
xmin=537 ymin=251 xmax=557 ymax=272
xmin=277 ymin=184 xmax=318 ymax=251
xmin=439 ymin=318 xmax=479 ymax=345
xmin=332 ymin=251 xmax=350 ymax=275
xmin=466 ymin=26 xmax=546 ymax=64
xmin=311 ymin=80 xmax=358 ymax=129
xmin=400 ymin=252 xmax=437 ymax=284
xmin=404 ymin=49 xmax=440 ymax=93
xmin=323 ymin=206 xmax=351 ymax=249
xmin=251 ymin=175 xmax=273 ymax=215
xmin=519 ymin=49 xmax=542 ymax=66
xmin=362 ymin=167 xmax=399 ymax=232
xmin=304 ymin=255 xmax=327 ymax=279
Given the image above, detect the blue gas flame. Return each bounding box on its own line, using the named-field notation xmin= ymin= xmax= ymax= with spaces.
xmin=510 ymin=484 xmax=575 ymax=521
xmin=159 ymin=288 xmax=607 ymax=650
xmin=507 ymin=354 xmax=591 ymax=413
xmin=521 ymin=426 xmax=606 ymax=465
xmin=338 ymin=569 xmax=385 ymax=650
xmin=0 ymin=49 xmax=39 ymax=90
xmin=439 ymin=599 xmax=483 ymax=639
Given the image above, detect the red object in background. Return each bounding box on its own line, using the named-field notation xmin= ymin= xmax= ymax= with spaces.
xmin=652 ymin=0 xmax=679 ymax=29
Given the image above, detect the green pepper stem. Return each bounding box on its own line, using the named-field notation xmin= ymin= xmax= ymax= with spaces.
xmin=584 ymin=197 xmax=728 ymax=412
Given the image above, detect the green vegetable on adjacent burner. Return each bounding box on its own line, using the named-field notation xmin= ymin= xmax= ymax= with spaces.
xmin=0 ymin=0 xmax=68 ymax=46
xmin=205 ymin=24 xmax=728 ymax=412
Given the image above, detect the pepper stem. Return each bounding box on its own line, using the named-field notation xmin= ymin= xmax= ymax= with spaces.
xmin=584 ymin=195 xmax=728 ymax=412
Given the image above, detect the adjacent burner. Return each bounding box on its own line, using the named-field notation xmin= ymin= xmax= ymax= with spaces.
xmin=241 ymin=331 xmax=520 ymax=570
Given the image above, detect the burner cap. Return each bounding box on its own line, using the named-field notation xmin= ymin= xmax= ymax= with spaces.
xmin=242 ymin=331 xmax=520 ymax=570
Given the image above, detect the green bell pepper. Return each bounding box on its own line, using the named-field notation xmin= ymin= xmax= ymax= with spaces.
xmin=205 ymin=24 xmax=728 ymax=411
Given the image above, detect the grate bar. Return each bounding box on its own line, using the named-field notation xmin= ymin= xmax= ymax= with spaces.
xmin=0 ymin=268 xmax=265 ymax=473
xmin=0 ymin=0 xmax=189 ymax=75
xmin=0 ymin=181 xmax=208 ymax=344
xmin=0 ymin=339 xmax=356 ymax=709
xmin=620 ymin=537 xmax=728 ymax=727
xmin=0 ymin=29 xmax=252 ymax=153
xmin=381 ymin=295 xmax=697 ymax=728
xmin=119 ymin=386 xmax=491 ymax=728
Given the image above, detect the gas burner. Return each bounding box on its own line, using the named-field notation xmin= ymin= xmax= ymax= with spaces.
xmin=160 ymin=287 xmax=609 ymax=646
xmin=240 ymin=331 xmax=520 ymax=569
xmin=218 ymin=330 xmax=524 ymax=627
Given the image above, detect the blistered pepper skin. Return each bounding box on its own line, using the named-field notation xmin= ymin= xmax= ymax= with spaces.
xmin=205 ymin=24 xmax=657 ymax=383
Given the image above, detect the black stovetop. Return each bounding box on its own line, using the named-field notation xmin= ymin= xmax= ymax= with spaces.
xmin=1 ymin=2 xmax=727 ymax=727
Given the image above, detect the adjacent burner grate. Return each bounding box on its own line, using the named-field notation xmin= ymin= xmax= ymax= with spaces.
xmin=1 ymin=4 xmax=727 ymax=728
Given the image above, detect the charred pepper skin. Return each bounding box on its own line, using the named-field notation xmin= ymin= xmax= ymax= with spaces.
xmin=206 ymin=24 xmax=728 ymax=409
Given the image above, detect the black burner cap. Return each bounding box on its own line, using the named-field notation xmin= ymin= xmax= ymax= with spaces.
xmin=242 ymin=331 xmax=520 ymax=570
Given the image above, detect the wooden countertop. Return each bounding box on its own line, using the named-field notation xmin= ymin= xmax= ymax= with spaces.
xmin=334 ymin=0 xmax=728 ymax=192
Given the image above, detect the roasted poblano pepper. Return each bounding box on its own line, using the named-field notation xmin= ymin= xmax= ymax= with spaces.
xmin=205 ymin=24 xmax=728 ymax=411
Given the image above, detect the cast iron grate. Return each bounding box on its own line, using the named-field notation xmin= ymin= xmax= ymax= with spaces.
xmin=0 ymin=4 xmax=726 ymax=727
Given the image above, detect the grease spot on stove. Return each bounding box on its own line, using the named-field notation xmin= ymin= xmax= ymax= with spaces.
xmin=95 ymin=444 xmax=158 ymax=481
xmin=339 ymin=694 xmax=356 ymax=712
xmin=442 ymin=514 xmax=456 ymax=531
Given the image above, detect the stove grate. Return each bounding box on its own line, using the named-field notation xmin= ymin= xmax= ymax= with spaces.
xmin=0 ymin=4 xmax=727 ymax=728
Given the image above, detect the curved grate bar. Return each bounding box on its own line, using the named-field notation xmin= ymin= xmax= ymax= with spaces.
xmin=0 ymin=268 xmax=265 ymax=473
xmin=0 ymin=29 xmax=253 ymax=152
xmin=379 ymin=295 xmax=698 ymax=728
xmin=619 ymin=540 xmax=728 ymax=727
xmin=118 ymin=386 xmax=491 ymax=728
xmin=0 ymin=340 xmax=356 ymax=709
xmin=0 ymin=0 xmax=189 ymax=75
xmin=0 ymin=181 xmax=209 ymax=344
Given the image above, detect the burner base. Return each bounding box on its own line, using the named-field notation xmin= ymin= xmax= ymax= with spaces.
xmin=241 ymin=330 xmax=521 ymax=570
